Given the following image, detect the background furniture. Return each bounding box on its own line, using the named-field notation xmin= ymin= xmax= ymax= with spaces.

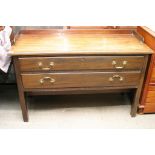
xmin=0 ymin=26 xmax=16 ymax=84
xmin=65 ymin=26 xmax=136 ymax=30
xmin=138 ymin=26 xmax=155 ymax=113
xmin=11 ymin=29 xmax=152 ymax=121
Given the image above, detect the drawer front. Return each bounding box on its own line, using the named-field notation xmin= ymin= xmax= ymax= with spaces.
xmin=144 ymin=104 xmax=155 ymax=113
xmin=21 ymin=72 xmax=141 ymax=89
xmin=142 ymin=86 xmax=155 ymax=112
xmin=146 ymin=97 xmax=155 ymax=103
xmin=148 ymin=85 xmax=155 ymax=91
xmin=146 ymin=90 xmax=155 ymax=98
xmin=150 ymin=67 xmax=155 ymax=83
xmin=19 ymin=56 xmax=144 ymax=72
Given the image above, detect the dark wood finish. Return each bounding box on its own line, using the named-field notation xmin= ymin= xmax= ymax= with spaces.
xmin=19 ymin=56 xmax=145 ymax=72
xmin=131 ymin=55 xmax=149 ymax=116
xmin=27 ymin=88 xmax=132 ymax=96
xmin=138 ymin=26 xmax=155 ymax=113
xmin=13 ymin=57 xmax=28 ymax=122
xmin=11 ymin=29 xmax=152 ymax=121
xmin=65 ymin=26 xmax=137 ymax=30
xmin=21 ymin=71 xmax=141 ymax=89
xmin=18 ymin=29 xmax=133 ymax=35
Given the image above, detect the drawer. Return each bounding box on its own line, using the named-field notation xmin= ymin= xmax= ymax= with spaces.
xmin=150 ymin=67 xmax=155 ymax=83
xmin=143 ymin=87 xmax=155 ymax=112
xmin=148 ymin=86 xmax=155 ymax=91
xmin=146 ymin=86 xmax=155 ymax=102
xmin=19 ymin=56 xmax=144 ymax=72
xmin=146 ymin=97 xmax=155 ymax=103
xmin=146 ymin=90 xmax=155 ymax=98
xmin=21 ymin=71 xmax=141 ymax=89
xmin=144 ymin=104 xmax=155 ymax=113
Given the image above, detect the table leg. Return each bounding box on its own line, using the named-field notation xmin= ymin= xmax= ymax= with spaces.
xmin=131 ymin=55 xmax=149 ymax=117
xmin=13 ymin=57 xmax=29 ymax=122
xmin=130 ymin=89 xmax=139 ymax=117
xmin=18 ymin=91 xmax=28 ymax=122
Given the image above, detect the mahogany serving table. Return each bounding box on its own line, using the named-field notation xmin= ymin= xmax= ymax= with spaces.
xmin=10 ymin=29 xmax=153 ymax=122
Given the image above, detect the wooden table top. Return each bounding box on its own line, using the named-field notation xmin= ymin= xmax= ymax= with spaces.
xmin=10 ymin=29 xmax=153 ymax=56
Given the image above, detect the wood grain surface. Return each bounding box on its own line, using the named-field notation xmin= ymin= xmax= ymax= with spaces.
xmin=19 ymin=56 xmax=145 ymax=72
xmin=21 ymin=71 xmax=141 ymax=89
xmin=66 ymin=26 xmax=137 ymax=30
xmin=10 ymin=29 xmax=153 ymax=55
xmin=137 ymin=26 xmax=155 ymax=113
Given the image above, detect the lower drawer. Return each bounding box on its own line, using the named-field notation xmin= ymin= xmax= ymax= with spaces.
xmin=150 ymin=67 xmax=155 ymax=83
xmin=142 ymin=85 xmax=155 ymax=113
xmin=146 ymin=96 xmax=155 ymax=103
xmin=146 ymin=91 xmax=155 ymax=97
xmin=144 ymin=104 xmax=155 ymax=113
xmin=21 ymin=72 xmax=141 ymax=89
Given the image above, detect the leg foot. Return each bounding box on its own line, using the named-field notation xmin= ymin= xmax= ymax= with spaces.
xmin=130 ymin=89 xmax=139 ymax=117
xmin=19 ymin=92 xmax=29 ymax=122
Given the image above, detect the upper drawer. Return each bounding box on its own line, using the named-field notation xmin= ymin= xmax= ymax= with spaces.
xmin=19 ymin=56 xmax=144 ymax=72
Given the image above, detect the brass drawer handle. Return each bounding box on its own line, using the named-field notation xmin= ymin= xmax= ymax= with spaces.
xmin=112 ymin=60 xmax=127 ymax=69
xmin=38 ymin=62 xmax=54 ymax=70
xmin=109 ymin=75 xmax=124 ymax=82
xmin=40 ymin=77 xmax=55 ymax=84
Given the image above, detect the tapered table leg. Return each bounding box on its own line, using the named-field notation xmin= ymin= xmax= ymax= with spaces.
xmin=13 ymin=57 xmax=29 ymax=122
xmin=130 ymin=89 xmax=139 ymax=117
xmin=18 ymin=91 xmax=28 ymax=122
